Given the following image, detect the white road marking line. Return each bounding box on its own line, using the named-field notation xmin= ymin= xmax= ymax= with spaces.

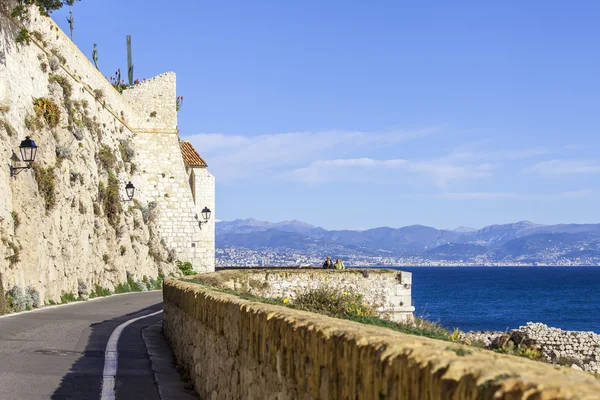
xmin=0 ymin=290 xmax=162 ymax=320
xmin=100 ymin=309 xmax=163 ymax=400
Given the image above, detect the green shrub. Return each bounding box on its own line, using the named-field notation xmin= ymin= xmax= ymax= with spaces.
xmin=50 ymin=48 xmax=66 ymax=65
xmin=12 ymin=0 xmax=81 ymax=17
xmin=103 ymin=170 xmax=122 ymax=228
xmin=33 ymin=165 xmax=56 ymax=211
xmin=118 ymin=140 xmax=135 ymax=163
xmin=494 ymin=342 xmax=543 ymax=361
xmin=11 ymin=4 xmax=28 ymax=20
xmin=114 ymin=282 xmax=131 ymax=294
xmin=176 ymin=260 xmax=196 ymax=276
xmin=93 ymin=89 xmax=104 ymax=101
xmin=4 ymin=239 xmax=20 ymax=265
xmin=60 ymin=292 xmax=77 ymax=304
xmin=292 ymin=285 xmax=377 ymax=319
xmin=97 ymin=145 xmax=116 ymax=170
xmin=16 ymin=28 xmax=31 ymax=45
xmin=49 ymin=74 xmax=72 ymax=99
xmin=31 ymin=30 xmax=43 ymax=42
xmin=156 ymin=272 xmax=165 ymax=289
xmin=6 ymin=286 xmax=31 ymax=311
xmin=0 ymin=119 xmax=16 ymax=137
xmin=24 ymin=113 xmax=44 ymax=132
xmin=93 ymin=284 xmax=111 ymax=297
xmin=11 ymin=211 xmax=20 ymax=230
xmin=0 ymin=273 xmax=5 ymax=315
xmin=33 ymin=97 xmax=61 ymax=128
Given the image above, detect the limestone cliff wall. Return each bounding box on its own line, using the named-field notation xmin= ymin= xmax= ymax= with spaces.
xmin=164 ymin=279 xmax=600 ymax=400
xmin=0 ymin=2 xmax=214 ymax=303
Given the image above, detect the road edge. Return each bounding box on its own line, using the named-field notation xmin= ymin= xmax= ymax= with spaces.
xmin=142 ymin=321 xmax=198 ymax=400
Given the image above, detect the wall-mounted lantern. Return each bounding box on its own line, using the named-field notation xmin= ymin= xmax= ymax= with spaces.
xmin=196 ymin=207 xmax=212 ymax=229
xmin=125 ymin=181 xmax=135 ymax=201
xmin=10 ymin=136 xmax=38 ymax=177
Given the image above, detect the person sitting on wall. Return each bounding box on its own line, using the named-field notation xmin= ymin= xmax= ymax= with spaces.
xmin=334 ymin=258 xmax=345 ymax=270
xmin=322 ymin=256 xmax=333 ymax=269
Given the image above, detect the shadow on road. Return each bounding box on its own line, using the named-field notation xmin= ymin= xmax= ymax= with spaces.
xmin=51 ymin=302 xmax=163 ymax=400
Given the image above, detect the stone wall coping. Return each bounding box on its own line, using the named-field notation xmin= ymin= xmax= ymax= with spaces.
xmin=165 ymin=279 xmax=600 ymax=399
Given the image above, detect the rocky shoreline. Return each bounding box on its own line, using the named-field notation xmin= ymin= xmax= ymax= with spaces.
xmin=461 ymin=322 xmax=600 ymax=373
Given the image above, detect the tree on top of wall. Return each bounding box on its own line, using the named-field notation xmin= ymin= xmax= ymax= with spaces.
xmin=13 ymin=0 xmax=81 ymax=16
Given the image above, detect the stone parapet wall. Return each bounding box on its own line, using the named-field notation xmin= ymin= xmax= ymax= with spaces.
xmin=201 ymin=268 xmax=414 ymax=322
xmin=163 ymin=279 xmax=600 ymax=400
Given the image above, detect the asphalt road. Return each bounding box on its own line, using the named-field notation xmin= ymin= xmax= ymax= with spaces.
xmin=0 ymin=291 xmax=165 ymax=400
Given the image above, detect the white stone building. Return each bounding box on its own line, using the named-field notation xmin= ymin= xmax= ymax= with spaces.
xmin=180 ymin=141 xmax=215 ymax=270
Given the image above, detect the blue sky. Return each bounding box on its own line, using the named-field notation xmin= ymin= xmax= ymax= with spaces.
xmin=52 ymin=1 xmax=600 ymax=230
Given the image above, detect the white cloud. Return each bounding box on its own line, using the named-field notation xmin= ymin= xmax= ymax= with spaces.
xmin=280 ymin=157 xmax=495 ymax=187
xmin=183 ymin=128 xmax=434 ymax=182
xmin=437 ymin=190 xmax=596 ymax=201
xmin=523 ymin=160 xmax=600 ymax=176
xmin=408 ymin=162 xmax=495 ymax=188
xmin=440 ymin=147 xmax=549 ymax=163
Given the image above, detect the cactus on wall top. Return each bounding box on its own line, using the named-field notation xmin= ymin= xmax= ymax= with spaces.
xmin=126 ymin=35 xmax=134 ymax=86
xmin=66 ymin=10 xmax=74 ymax=40
xmin=92 ymin=43 xmax=98 ymax=69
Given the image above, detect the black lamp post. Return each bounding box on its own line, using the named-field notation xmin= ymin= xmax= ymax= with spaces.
xmin=125 ymin=181 xmax=135 ymax=201
xmin=197 ymin=207 xmax=212 ymax=229
xmin=10 ymin=136 xmax=38 ymax=177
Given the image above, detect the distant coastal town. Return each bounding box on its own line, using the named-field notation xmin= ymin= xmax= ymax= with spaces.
xmin=216 ymin=247 xmax=599 ymax=267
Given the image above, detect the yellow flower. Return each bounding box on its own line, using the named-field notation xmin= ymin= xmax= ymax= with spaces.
xmin=331 ymin=295 xmax=335 ymax=299
xmin=343 ymin=292 xmax=348 ymax=296
xmin=283 ymin=298 xmax=289 ymax=304
xmin=355 ymin=293 xmax=360 ymax=297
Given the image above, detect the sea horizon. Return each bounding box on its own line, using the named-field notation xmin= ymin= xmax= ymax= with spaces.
xmin=380 ymin=266 xmax=600 ymax=334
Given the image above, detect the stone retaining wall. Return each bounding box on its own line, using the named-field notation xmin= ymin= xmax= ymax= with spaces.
xmin=464 ymin=323 xmax=600 ymax=374
xmin=196 ymin=268 xmax=414 ymax=322
xmin=512 ymin=323 xmax=600 ymax=373
xmin=163 ymin=279 xmax=600 ymax=400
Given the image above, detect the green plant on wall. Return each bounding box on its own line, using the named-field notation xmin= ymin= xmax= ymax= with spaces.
xmin=176 ymin=260 xmax=196 ymax=276
xmin=15 ymin=28 xmax=31 ymax=45
xmin=33 ymin=164 xmax=57 ymax=212
xmin=11 ymin=211 xmax=20 ymax=230
xmin=97 ymin=145 xmax=116 ymax=170
xmin=103 ymin=170 xmax=122 ymax=229
xmin=33 ymin=97 xmax=61 ymax=128
xmin=0 ymin=120 xmax=16 ymax=137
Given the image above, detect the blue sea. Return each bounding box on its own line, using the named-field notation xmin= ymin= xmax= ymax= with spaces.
xmin=388 ymin=266 xmax=600 ymax=334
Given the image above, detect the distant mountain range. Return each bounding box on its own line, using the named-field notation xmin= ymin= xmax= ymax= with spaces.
xmin=216 ymin=219 xmax=600 ymax=265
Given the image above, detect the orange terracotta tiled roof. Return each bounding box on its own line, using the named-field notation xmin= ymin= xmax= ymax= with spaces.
xmin=180 ymin=141 xmax=207 ymax=167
